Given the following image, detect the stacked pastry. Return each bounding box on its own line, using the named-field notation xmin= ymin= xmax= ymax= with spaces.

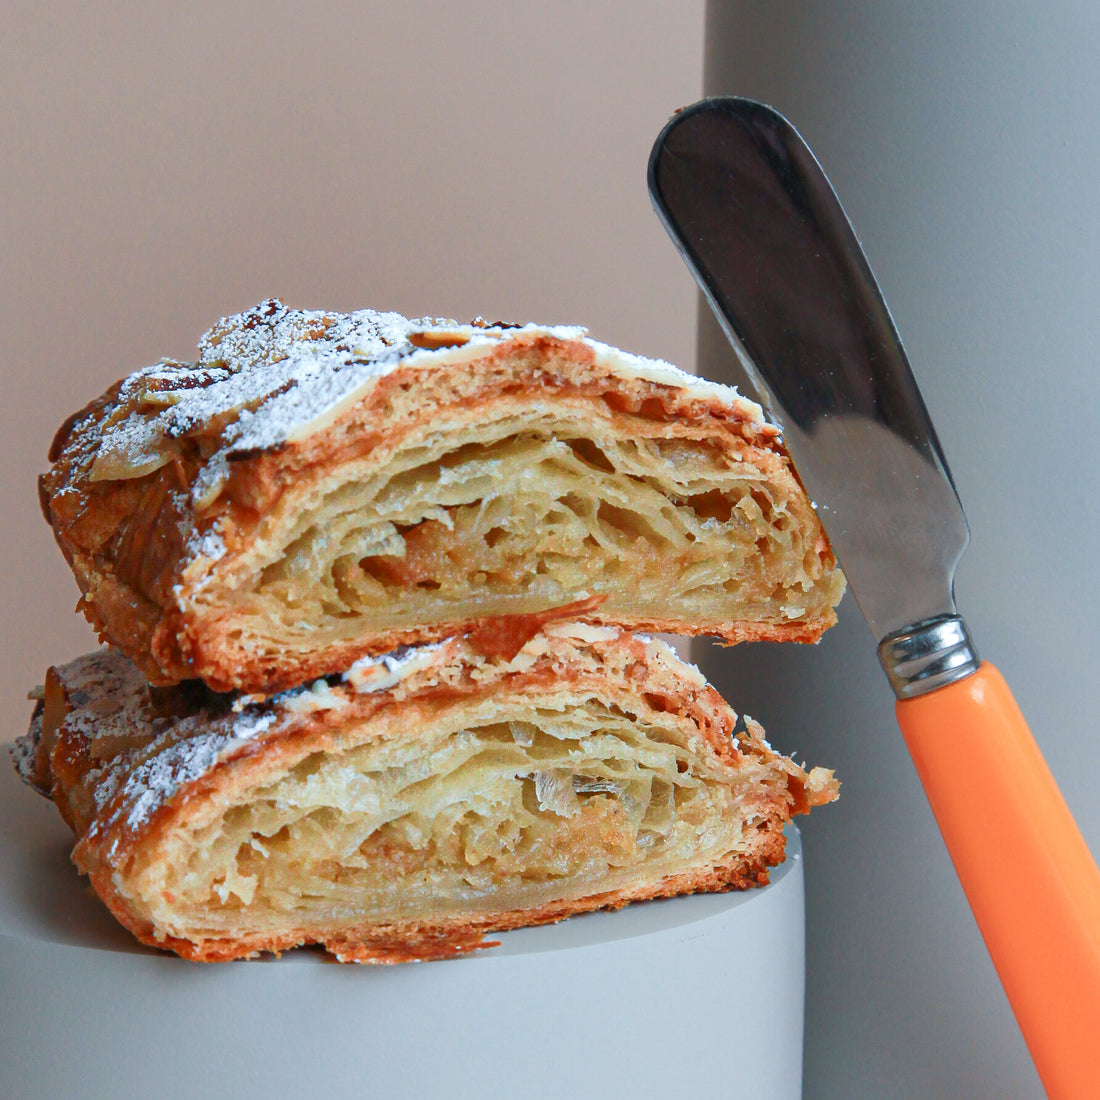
xmin=16 ymin=299 xmax=844 ymax=962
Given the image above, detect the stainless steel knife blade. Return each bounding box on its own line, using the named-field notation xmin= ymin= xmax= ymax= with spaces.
xmin=648 ymin=98 xmax=969 ymax=645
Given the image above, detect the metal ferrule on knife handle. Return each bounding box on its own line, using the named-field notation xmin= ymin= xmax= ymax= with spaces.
xmin=877 ymin=615 xmax=980 ymax=700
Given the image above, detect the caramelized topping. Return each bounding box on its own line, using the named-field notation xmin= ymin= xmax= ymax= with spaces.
xmin=408 ymin=330 xmax=471 ymax=351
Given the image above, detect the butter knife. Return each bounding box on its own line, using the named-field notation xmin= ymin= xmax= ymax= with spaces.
xmin=649 ymin=96 xmax=1100 ymax=1099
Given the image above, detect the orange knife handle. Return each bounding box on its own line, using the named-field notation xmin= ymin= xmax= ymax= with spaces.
xmin=897 ymin=662 xmax=1100 ymax=1099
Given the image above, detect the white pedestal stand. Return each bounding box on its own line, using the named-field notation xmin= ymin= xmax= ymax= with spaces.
xmin=0 ymin=758 xmax=806 ymax=1099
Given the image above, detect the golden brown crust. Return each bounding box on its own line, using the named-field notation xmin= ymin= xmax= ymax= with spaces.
xmin=40 ymin=301 xmax=844 ymax=693
xmin=15 ymin=627 xmax=837 ymax=963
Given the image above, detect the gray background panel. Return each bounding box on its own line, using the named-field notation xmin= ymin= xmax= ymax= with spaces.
xmin=701 ymin=3 xmax=1100 ymax=1096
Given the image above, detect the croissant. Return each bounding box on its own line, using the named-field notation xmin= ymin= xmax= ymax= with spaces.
xmin=15 ymin=620 xmax=837 ymax=963
xmin=40 ymin=300 xmax=845 ymax=694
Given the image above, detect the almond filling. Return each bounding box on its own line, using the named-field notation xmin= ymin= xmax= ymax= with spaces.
xmin=196 ymin=415 xmax=841 ymax=665
xmin=125 ymin=694 xmax=788 ymax=942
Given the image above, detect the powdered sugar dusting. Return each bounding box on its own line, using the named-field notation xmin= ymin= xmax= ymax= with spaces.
xmin=70 ymin=299 xmax=762 ymax=561
xmin=639 ymin=634 xmax=708 ymax=688
xmin=27 ymin=650 xmax=285 ymax=848
xmin=10 ymin=715 xmax=42 ymax=789
xmin=199 ymin=301 xmax=421 ymax=455
xmin=118 ymin=712 xmax=275 ymax=831
xmin=89 ymin=301 xmax=421 ymax=484
xmin=585 ymin=337 xmax=754 ymax=410
xmin=192 ymin=527 xmax=227 ymax=564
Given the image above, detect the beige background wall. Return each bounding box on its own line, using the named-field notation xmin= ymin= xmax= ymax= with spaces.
xmin=2 ymin=1 xmax=705 ymax=711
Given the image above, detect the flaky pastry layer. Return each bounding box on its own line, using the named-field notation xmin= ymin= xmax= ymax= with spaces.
xmin=40 ymin=300 xmax=844 ymax=693
xmin=15 ymin=624 xmax=837 ymax=963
